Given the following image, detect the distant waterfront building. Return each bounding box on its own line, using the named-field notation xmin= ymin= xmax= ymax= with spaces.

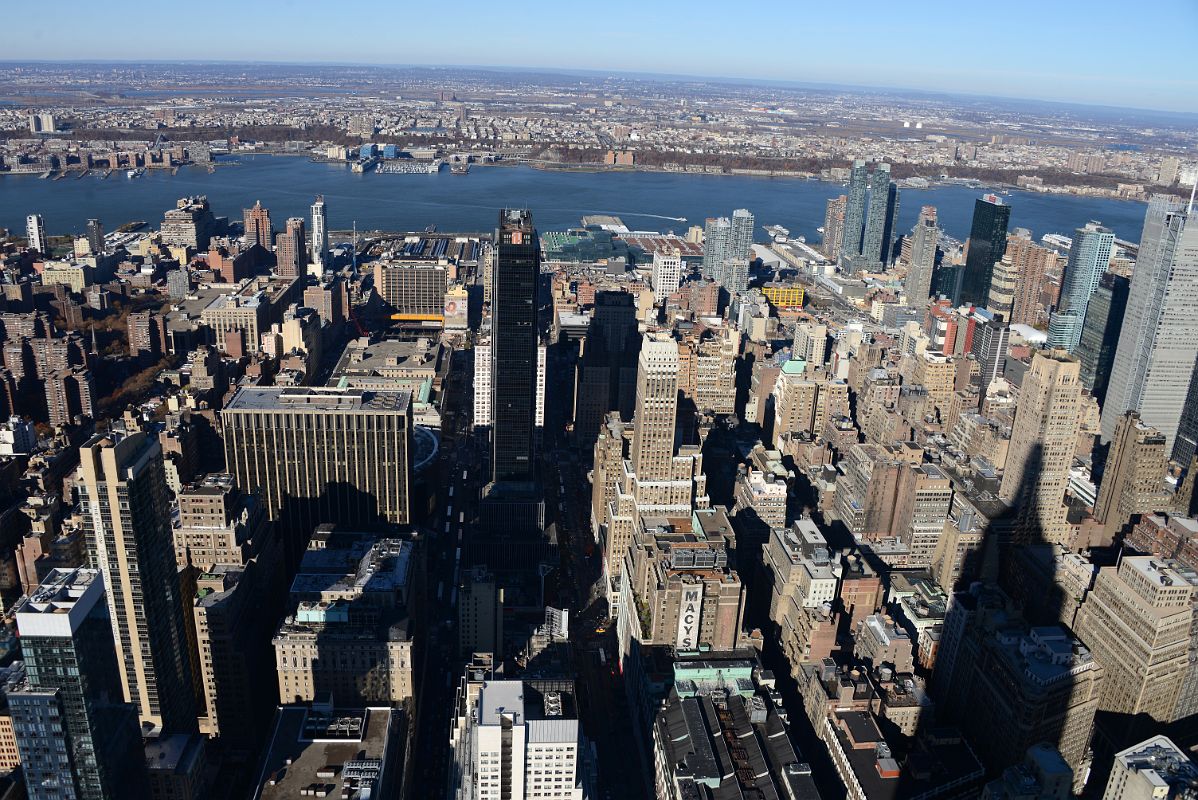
xmin=701 ymin=216 xmax=731 ymax=281
xmin=906 ymin=205 xmax=938 ymax=305
xmin=10 ymin=569 xmax=148 ymax=800
xmin=275 ymin=217 xmax=305 ymax=278
xmin=78 ymin=431 xmax=198 ymax=734
xmin=1047 ymin=222 xmax=1115 ymax=352
xmin=27 ymin=112 xmax=56 ymax=134
xmin=841 ymin=159 xmax=869 ymax=260
xmin=1101 ymin=195 xmax=1198 ymax=452
xmin=25 ymin=214 xmax=46 ymax=255
xmin=161 ymin=195 xmax=218 ymax=251
xmin=861 ymin=163 xmax=899 ymax=267
xmin=822 ymin=195 xmax=848 ymax=262
xmin=242 ymin=199 xmax=273 ymax=250
xmin=958 ymin=194 xmax=1011 ymax=306
xmin=1076 ymin=272 xmax=1130 ymax=408
xmin=309 ymin=194 xmax=327 ymax=273
xmin=86 ymin=218 xmax=104 ymax=255
xmin=651 ymin=247 xmax=682 ymax=302
xmin=222 ymin=387 xmax=413 ymax=556
xmin=374 ymin=261 xmax=447 ymax=320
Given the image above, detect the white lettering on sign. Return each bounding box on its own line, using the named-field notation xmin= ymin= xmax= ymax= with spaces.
xmin=675 ymin=585 xmax=705 ymax=650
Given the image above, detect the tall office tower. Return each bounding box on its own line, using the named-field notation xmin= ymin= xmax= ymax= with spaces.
xmin=971 ymin=313 xmax=1010 ymax=400
xmin=86 ymin=218 xmax=104 ymax=255
xmin=841 ymin=159 xmax=869 ymax=260
xmin=222 ymin=387 xmax=413 ymax=555
xmin=630 ymin=332 xmax=680 ymax=482
xmin=999 ymin=349 xmax=1082 ymax=545
xmin=1076 ymin=272 xmax=1130 ymax=408
xmin=573 ymin=291 xmax=640 ymax=447
xmin=701 ymin=216 xmax=732 ymax=281
xmin=906 ymin=205 xmax=938 ymax=305
xmin=309 ymin=194 xmax=327 ymax=272
xmin=450 ymin=678 xmax=591 ymax=800
xmin=1007 ymin=230 xmax=1063 ymax=327
xmin=1103 ymin=736 xmax=1198 ymax=799
xmin=1074 ymin=556 xmax=1198 ymax=720
xmin=1174 ymin=354 xmax=1198 ymax=466
xmin=1047 ymin=222 xmax=1115 ymax=351
xmin=730 ymin=207 xmax=754 ymax=259
xmin=651 ymin=246 xmax=682 ymax=302
xmin=9 ymin=569 xmax=147 ymax=800
xmin=822 ymin=195 xmax=848 ymax=261
xmin=861 ymin=163 xmax=898 ymax=266
xmin=242 ymin=199 xmax=273 ymax=250
xmin=1101 ymin=195 xmax=1198 ymax=452
xmin=275 ymin=217 xmax=306 ymax=278
xmin=77 ymin=432 xmax=197 ymax=733
xmin=490 ymin=209 xmax=540 ymax=485
xmin=25 ymin=213 xmax=46 ymax=255
xmin=958 ymin=194 xmax=1011 ymax=306
xmin=1094 ymin=411 xmax=1168 ymax=541
xmin=987 ymin=253 xmax=1020 ymax=317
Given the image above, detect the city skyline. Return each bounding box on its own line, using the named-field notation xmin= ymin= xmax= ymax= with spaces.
xmin=4 ymin=0 xmax=1198 ymax=114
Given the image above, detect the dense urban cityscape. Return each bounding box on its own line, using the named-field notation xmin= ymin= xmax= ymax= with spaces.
xmin=0 ymin=27 xmax=1196 ymax=800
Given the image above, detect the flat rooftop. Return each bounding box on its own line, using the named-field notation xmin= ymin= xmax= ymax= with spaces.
xmin=255 ymin=706 xmax=398 ymax=800
xmin=225 ymin=386 xmax=412 ymax=414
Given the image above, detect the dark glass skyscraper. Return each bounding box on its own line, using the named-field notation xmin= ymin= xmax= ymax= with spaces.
xmin=1076 ymin=271 xmax=1130 ymax=409
xmin=10 ymin=569 xmax=148 ymax=800
xmin=840 ymin=160 xmax=868 ymax=261
xmin=491 ymin=209 xmax=540 ymax=485
xmin=958 ymin=194 xmax=1011 ymax=306
xmin=861 ymin=163 xmax=899 ymax=266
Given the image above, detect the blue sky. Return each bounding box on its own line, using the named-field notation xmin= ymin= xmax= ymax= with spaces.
xmin=12 ymin=0 xmax=1198 ymax=113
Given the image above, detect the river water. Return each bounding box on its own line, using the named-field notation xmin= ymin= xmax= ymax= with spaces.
xmin=0 ymin=155 xmax=1153 ymax=245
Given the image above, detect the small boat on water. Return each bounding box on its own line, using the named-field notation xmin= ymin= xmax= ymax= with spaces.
xmin=127 ymin=168 xmax=145 ymax=179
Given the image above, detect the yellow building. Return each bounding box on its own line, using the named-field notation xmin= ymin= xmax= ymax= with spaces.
xmin=763 ymin=284 xmax=805 ymax=309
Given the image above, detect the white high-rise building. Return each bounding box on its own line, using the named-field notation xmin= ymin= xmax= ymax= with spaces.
xmin=651 ymin=247 xmax=682 ymax=302
xmin=1101 ymin=195 xmax=1198 ymax=451
xmin=536 ymin=342 xmax=546 ymax=428
xmin=906 ymin=206 xmax=938 ymax=305
xmin=702 ymin=217 xmax=731 ymax=281
xmin=730 ymin=208 xmax=754 ymax=260
xmin=1048 ymin=221 xmax=1115 ymax=352
xmin=25 ymin=214 xmax=46 ymax=255
xmin=451 ymin=678 xmax=589 ymax=800
xmin=474 ymin=335 xmax=492 ymax=428
xmin=309 ymin=194 xmax=328 ymax=273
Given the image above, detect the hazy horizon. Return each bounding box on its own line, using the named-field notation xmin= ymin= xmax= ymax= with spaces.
xmin=7 ymin=0 xmax=1197 ymax=115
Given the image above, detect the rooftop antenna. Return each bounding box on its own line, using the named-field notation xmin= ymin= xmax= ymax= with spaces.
xmin=1189 ymin=175 xmax=1197 ymax=214
xmin=352 ymin=220 xmax=358 ymax=275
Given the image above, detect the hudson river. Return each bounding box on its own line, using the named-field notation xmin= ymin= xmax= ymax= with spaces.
xmin=0 ymin=155 xmax=1153 ymax=244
